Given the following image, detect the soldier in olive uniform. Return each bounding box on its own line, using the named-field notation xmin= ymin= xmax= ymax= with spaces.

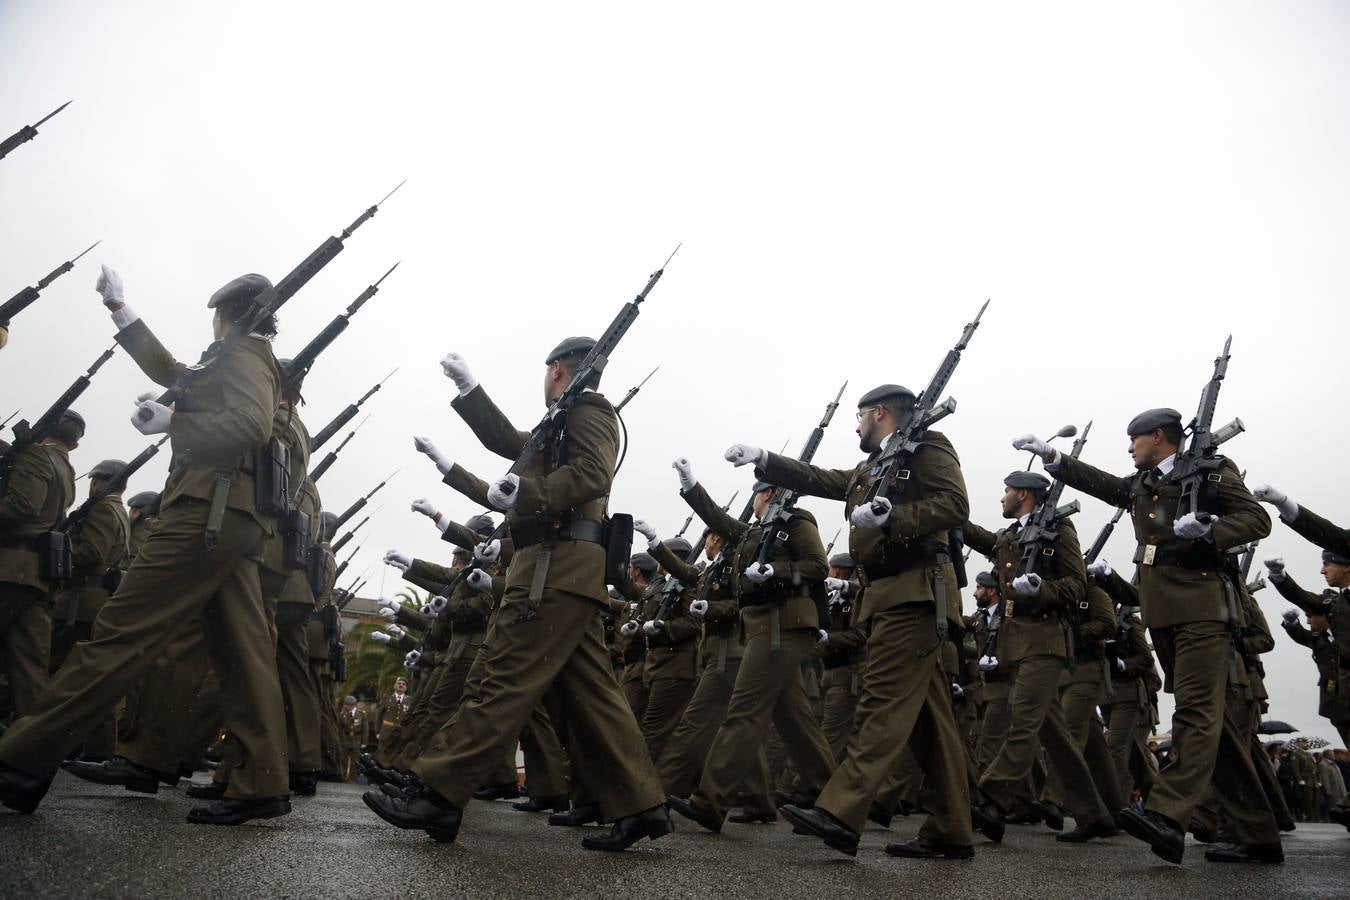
xmin=50 ymin=457 xmax=130 ymax=760
xmin=615 ymin=552 xmax=659 ymax=718
xmin=0 ymin=410 xmax=80 ymax=721
xmin=1017 ymin=407 xmax=1280 ymax=863
xmin=339 ymin=695 xmax=367 ymax=781
xmin=115 ymin=490 xmax=163 ymax=743
xmin=0 ymin=269 xmax=290 ymax=825
xmin=363 ymin=339 xmax=669 ymax=852
xmin=1278 ymin=589 xmax=1348 ymax=757
xmin=665 ymin=474 xmax=835 ymax=837
xmin=684 ymin=385 xmax=973 ymax=859
xmin=963 ymin=471 xmax=1115 ymax=843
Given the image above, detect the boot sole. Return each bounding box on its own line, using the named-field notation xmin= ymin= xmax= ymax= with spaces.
xmin=186 ymin=798 xmax=291 ymax=825
xmin=361 ymin=792 xmax=459 ymax=843
xmin=1118 ymin=813 xmax=1183 ymax=864
xmin=780 ymin=805 xmax=858 ymax=857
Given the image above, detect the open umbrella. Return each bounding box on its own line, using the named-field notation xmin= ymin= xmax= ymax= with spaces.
xmin=1257 ymin=720 xmax=1298 ymax=735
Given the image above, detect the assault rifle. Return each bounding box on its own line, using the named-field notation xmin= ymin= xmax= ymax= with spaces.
xmin=57 ymin=436 xmax=169 ymax=534
xmin=1173 ymin=336 xmax=1233 ymax=519
xmin=333 ymin=470 xmax=397 ymax=530
xmin=309 ymin=414 xmax=369 ymax=483
xmin=284 ymin=262 xmax=399 ymax=388
xmin=310 ymin=368 xmax=397 ymax=451
xmin=137 ymin=182 xmax=403 ymax=419
xmin=648 ymin=490 xmax=738 ymax=628
xmin=0 ymin=240 xmax=100 ymax=327
xmin=0 ymin=101 xmax=70 ymax=161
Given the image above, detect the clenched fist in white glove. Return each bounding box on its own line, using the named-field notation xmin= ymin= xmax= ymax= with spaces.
xmin=824 ymin=577 xmax=852 ymax=596
xmin=429 ymin=595 xmax=448 ymax=615
xmin=619 ymin=620 xmax=640 ymax=638
xmin=466 ymin=568 xmax=493 ymax=592
xmin=850 ymin=496 xmax=891 ymax=529
xmin=1012 ymin=573 xmax=1042 ymax=597
xmin=384 ymin=549 xmax=412 ymax=572
xmin=1172 ymin=511 xmax=1214 ymax=540
xmin=474 ymin=539 xmax=501 ymax=564
xmin=1252 ymin=484 xmax=1299 ymax=521
xmin=689 ymin=599 xmax=708 ymax=618
xmin=1282 ymin=608 xmax=1301 ymax=625
xmin=370 ymin=631 xmax=392 ymax=644
xmin=672 ymin=458 xmax=696 ymax=492
xmin=1087 ymin=558 xmax=1112 ymax=579
xmin=642 ymin=620 xmax=662 ymax=636
xmin=386 ymin=624 xmax=404 ymax=637
xmin=1264 ymin=558 xmax=1287 ymax=583
xmin=378 ymin=606 xmax=397 ymax=621
xmin=950 ymin=682 xmax=964 ymax=699
xmin=487 ymin=474 xmax=519 ymax=511
xmin=978 ymin=654 xmax=999 ymax=672
xmin=404 ymin=650 xmax=421 ymax=668
xmin=724 ymin=444 xmax=765 ymax=467
xmin=132 ymin=398 xmax=172 ymax=435
xmin=420 ymin=603 xmax=434 ymax=616
xmin=96 ymin=264 xmax=125 ymax=306
xmin=1115 ymin=658 xmax=1127 ymax=673
xmin=1012 ymin=433 xmax=1056 ymax=463
xmin=413 ymin=437 xmax=453 ymax=477
xmin=440 ymin=352 xmax=477 ymax=396
xmin=744 ymin=563 xmax=773 ymax=583
xmin=633 ymin=518 xmax=658 ymax=545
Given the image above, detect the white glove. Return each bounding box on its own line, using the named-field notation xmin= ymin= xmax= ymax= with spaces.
xmin=487 ymin=474 xmax=519 ymax=511
xmin=413 ymin=437 xmax=453 ymax=477
xmin=429 ymin=595 xmax=448 ymax=615
xmin=689 ymin=599 xmax=708 ymax=618
xmin=817 ymin=629 xmax=829 ymax=646
xmin=404 ymin=650 xmax=421 ymax=668
xmin=439 ymin=352 xmax=477 ymax=396
xmin=1015 ymin=434 xmax=1053 ymax=464
xmin=950 ymin=682 xmax=964 ymax=699
xmin=978 ymin=654 xmax=999 ymax=672
xmin=420 ymin=603 xmax=433 ymax=616
xmin=378 ymin=606 xmax=397 ymax=621
xmin=474 ymin=539 xmax=501 ymax=564
xmin=850 ymin=496 xmax=891 ymax=529
xmin=620 ymin=620 xmax=639 ymax=638
xmin=1282 ymin=608 xmax=1301 ymax=625
xmin=724 ymin=444 xmax=765 ymax=467
xmin=96 ymin=264 xmax=125 ymax=306
xmin=1087 ymin=558 xmax=1112 ymax=579
xmin=1012 ymin=573 xmax=1042 ymax=597
xmin=384 ymin=549 xmax=412 ymax=572
xmin=1172 ymin=511 xmax=1214 ymax=540
xmin=633 ymin=518 xmax=658 ymax=544
xmin=1115 ymin=658 xmax=1127 ymax=673
xmin=386 ymin=624 xmax=404 ymax=637
xmin=466 ymin=568 xmax=493 ymax=592
xmin=370 ymin=631 xmax=392 ymax=644
xmin=672 ymin=457 xmax=697 ymax=492
xmin=824 ymin=577 xmax=851 ymax=596
xmin=744 ymin=563 xmax=774 ymax=583
xmin=132 ymin=399 xmax=173 ymax=435
xmin=1252 ymin=484 xmax=1299 ymax=521
xmin=642 ymin=620 xmax=662 ymax=636
xmin=411 ymin=498 xmax=438 ymax=518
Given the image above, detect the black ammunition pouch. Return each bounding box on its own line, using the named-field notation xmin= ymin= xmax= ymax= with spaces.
xmin=253 ymin=437 xmax=290 ymax=519
xmin=306 ymin=545 xmax=336 ymax=599
xmin=282 ymin=509 xmax=311 ymax=571
xmin=603 ymin=513 xmax=633 ymax=587
xmin=948 ymin=528 xmax=969 ymax=589
xmin=330 ymin=640 xmax=347 ymax=682
xmin=101 ymin=567 xmax=124 ymax=594
xmin=37 ymin=531 xmax=72 ymax=583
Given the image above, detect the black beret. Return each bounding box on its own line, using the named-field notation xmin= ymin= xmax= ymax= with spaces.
xmin=127 ymin=490 xmax=160 ymax=511
xmin=828 ymin=552 xmax=855 ymax=570
xmin=629 ymin=552 xmax=658 ymax=575
xmin=464 ymin=513 xmax=495 ymax=539
xmin=1321 ymin=549 xmax=1350 ymax=567
xmin=208 ymin=273 xmax=273 ymax=309
xmin=975 ymin=571 xmax=998 ymax=588
xmin=1126 ymin=407 xmax=1182 ymax=437
xmin=752 ymin=480 xmax=774 ymax=493
xmin=60 ymin=409 xmax=85 ymax=433
xmin=89 ymin=459 xmax=127 ymax=480
xmin=1004 ymin=471 xmax=1050 ymax=492
xmin=545 ymin=336 xmax=596 ymax=365
xmin=664 ymin=537 xmax=693 ymax=557
xmin=858 ymin=384 xmax=916 ymax=407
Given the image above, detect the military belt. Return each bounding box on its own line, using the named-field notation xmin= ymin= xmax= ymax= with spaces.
xmin=510 ymin=516 xmax=604 ymax=549
xmin=1132 ymin=543 xmax=1222 ymax=570
xmin=856 ymin=548 xmax=929 ymax=587
xmin=170 ymin=450 xmax=254 ymax=472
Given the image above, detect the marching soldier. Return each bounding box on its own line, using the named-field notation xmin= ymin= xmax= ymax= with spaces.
xmin=616 ymin=552 xmax=659 ymax=719
xmin=0 ymin=409 xmax=80 ymax=721
xmin=964 ymin=471 xmax=1116 ymax=844
xmin=339 ymin=695 xmax=367 ymax=781
xmin=1017 ymin=407 xmax=1281 ymax=863
xmin=686 ymin=384 xmax=973 ymax=859
xmin=361 ymin=340 xmax=670 ymax=852
xmin=0 ymin=268 xmax=290 ymax=825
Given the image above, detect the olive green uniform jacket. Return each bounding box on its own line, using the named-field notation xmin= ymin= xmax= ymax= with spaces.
xmin=0 ymin=441 xmax=74 ymax=590
xmin=54 ymin=493 xmax=129 ymax=623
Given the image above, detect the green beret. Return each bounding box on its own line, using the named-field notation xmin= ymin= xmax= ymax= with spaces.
xmin=208 ymin=273 xmax=273 ymax=309
xmin=545 ymin=336 xmax=596 ymax=365
xmin=630 ymin=552 xmax=658 ymax=575
xmin=60 ymin=409 xmax=85 ymax=434
xmin=1126 ymin=408 xmax=1182 ymax=437
xmin=1004 ymin=471 xmax=1050 ymax=492
xmin=89 ymin=459 xmax=127 ymax=481
xmin=858 ymin=384 xmax=916 ymax=407
xmin=665 ymin=537 xmax=693 ymax=557
xmin=752 ymin=480 xmax=773 ymax=493
xmin=975 ymin=571 xmax=998 ymax=588
xmin=465 ymin=513 xmax=495 ymax=539
xmin=127 ymin=490 xmax=160 ymax=512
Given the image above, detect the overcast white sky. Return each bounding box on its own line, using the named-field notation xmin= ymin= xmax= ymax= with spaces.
xmin=2 ymin=1 xmax=1347 ymax=745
